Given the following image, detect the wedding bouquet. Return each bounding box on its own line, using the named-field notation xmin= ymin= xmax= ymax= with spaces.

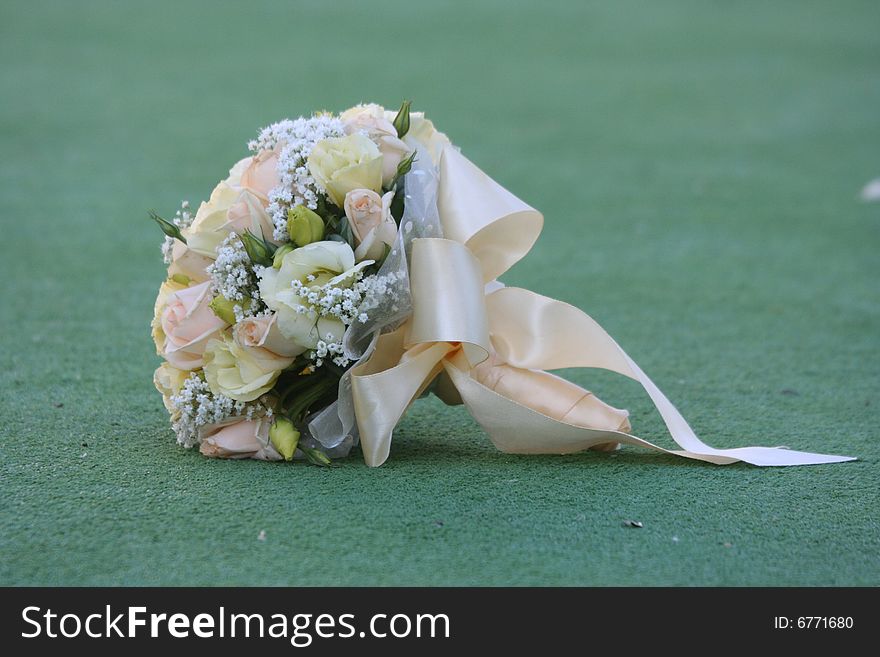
xmin=150 ymin=102 xmax=852 ymax=468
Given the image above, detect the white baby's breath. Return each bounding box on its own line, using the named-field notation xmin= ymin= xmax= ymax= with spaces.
xmin=206 ymin=234 xmax=263 ymax=318
xmin=168 ymin=373 xmax=272 ymax=448
xmin=249 ymin=115 xmax=345 ymax=241
xmin=160 ymin=200 xmax=194 ymax=264
xmin=290 ymin=270 xmax=401 ymax=368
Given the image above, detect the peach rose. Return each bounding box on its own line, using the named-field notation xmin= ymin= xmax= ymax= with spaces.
xmin=199 ymin=417 xmax=282 ymax=461
xmin=375 ymin=133 xmax=409 ymax=186
xmin=240 ymin=147 xmax=280 ymax=200
xmin=152 ymin=278 xmax=187 ymax=354
xmin=168 ymin=237 xmax=213 ymax=283
xmin=159 ymin=281 xmax=226 ymax=370
xmin=343 ymin=188 xmax=384 ymax=241
xmin=234 ymin=313 xmax=305 ymax=358
xmin=341 ymin=104 xmax=392 ymax=136
xmin=343 ymin=189 xmax=398 ymax=262
xmin=223 ymin=189 xmax=279 ymax=244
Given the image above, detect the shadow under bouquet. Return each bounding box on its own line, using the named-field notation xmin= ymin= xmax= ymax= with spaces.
xmin=150 ymin=102 xmax=853 ymax=468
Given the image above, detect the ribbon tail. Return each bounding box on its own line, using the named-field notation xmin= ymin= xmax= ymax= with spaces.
xmin=350 ymin=332 xmax=451 ymax=467
xmin=620 ymin=353 xmax=855 ymax=465
xmin=483 ymin=287 xmax=855 ymax=466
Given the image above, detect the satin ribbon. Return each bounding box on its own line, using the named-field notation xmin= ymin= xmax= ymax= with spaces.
xmin=349 ymin=144 xmax=854 ymax=467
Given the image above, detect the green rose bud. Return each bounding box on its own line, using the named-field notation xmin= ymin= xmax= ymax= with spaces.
xmin=287 ymin=206 xmax=325 ymax=247
xmin=272 ymin=243 xmax=294 ymax=269
xmin=149 ymin=210 xmax=187 ymax=244
xmin=170 ymin=273 xmax=191 ymax=286
xmin=240 ymin=229 xmax=276 ymax=267
xmin=208 ymin=295 xmax=248 ymax=325
xmin=269 ymin=417 xmax=300 ymax=461
xmin=392 ymin=99 xmax=412 ymax=138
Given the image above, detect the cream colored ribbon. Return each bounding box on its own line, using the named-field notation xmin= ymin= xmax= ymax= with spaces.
xmin=350 ymin=145 xmax=854 ymax=468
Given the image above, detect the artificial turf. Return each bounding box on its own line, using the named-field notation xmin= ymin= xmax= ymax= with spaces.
xmin=1 ymin=0 xmax=878 ymax=586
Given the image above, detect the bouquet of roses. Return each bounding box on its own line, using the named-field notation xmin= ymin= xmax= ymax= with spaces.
xmin=151 ymin=102 xmax=852 ymax=468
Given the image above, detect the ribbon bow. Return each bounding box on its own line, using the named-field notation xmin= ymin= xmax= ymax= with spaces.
xmin=349 ymin=145 xmax=854 ymax=468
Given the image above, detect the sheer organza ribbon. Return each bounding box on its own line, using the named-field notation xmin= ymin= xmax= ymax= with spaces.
xmin=348 ymin=144 xmax=854 ymax=468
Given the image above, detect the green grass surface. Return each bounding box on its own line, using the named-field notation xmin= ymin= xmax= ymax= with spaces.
xmin=1 ymin=0 xmax=878 ymax=586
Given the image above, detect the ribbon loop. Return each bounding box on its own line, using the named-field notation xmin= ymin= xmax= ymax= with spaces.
xmin=438 ymin=146 xmax=543 ymax=282
xmin=347 ymin=143 xmax=855 ymax=468
xmin=407 ymin=238 xmax=490 ymax=367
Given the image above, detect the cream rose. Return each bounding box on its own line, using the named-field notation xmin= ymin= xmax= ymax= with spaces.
xmin=198 ymin=417 xmax=281 ymax=461
xmin=204 ymin=332 xmax=293 ymax=402
xmin=234 ymin=313 xmax=304 ymax=358
xmin=258 ymin=241 xmax=371 ymax=349
xmin=343 ymin=189 xmax=398 ymax=262
xmin=227 ymin=156 xmax=251 ymax=186
xmin=186 ymin=181 xmax=240 ymax=257
xmin=158 ymin=280 xmax=227 ymax=370
xmin=153 ymin=362 xmax=189 ymax=414
xmin=186 ymin=185 xmax=278 ymax=258
xmin=307 ymin=134 xmax=383 ymax=207
xmin=240 ymin=147 xmax=280 ymax=200
xmin=342 ymin=104 xmax=410 ymax=185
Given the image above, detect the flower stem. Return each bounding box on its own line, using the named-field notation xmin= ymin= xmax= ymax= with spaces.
xmin=284 ymin=374 xmax=339 ymax=424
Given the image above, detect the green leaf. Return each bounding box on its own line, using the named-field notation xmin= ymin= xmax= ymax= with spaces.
xmin=392 ymin=99 xmax=412 ymax=138
xmin=285 ymin=373 xmax=338 ymax=423
xmin=340 ymin=218 xmax=356 ymax=248
xmin=389 ymin=185 xmax=405 ymax=224
xmin=149 ymin=210 xmax=186 ymax=244
xmin=315 ymin=195 xmax=342 ymax=223
xmin=301 ymin=446 xmax=332 ymax=467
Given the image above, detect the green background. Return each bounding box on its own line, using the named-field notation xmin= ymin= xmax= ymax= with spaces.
xmin=1 ymin=0 xmax=878 ymax=586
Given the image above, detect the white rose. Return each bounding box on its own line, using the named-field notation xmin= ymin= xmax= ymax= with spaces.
xmin=258 ymin=241 xmax=371 ymax=349
xmin=341 ymin=104 xmax=391 ymax=134
xmin=376 ymin=134 xmax=409 ymax=186
xmin=227 ymin=156 xmax=252 ymax=187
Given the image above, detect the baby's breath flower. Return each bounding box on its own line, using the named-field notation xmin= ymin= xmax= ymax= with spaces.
xmin=167 ymin=373 xmax=272 ymax=448
xmin=161 ymin=200 xmax=195 ymax=264
xmin=248 ymin=115 xmax=345 ymax=241
xmin=206 ymin=234 xmax=265 ymax=319
xmin=291 ymin=270 xmax=402 ymax=369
